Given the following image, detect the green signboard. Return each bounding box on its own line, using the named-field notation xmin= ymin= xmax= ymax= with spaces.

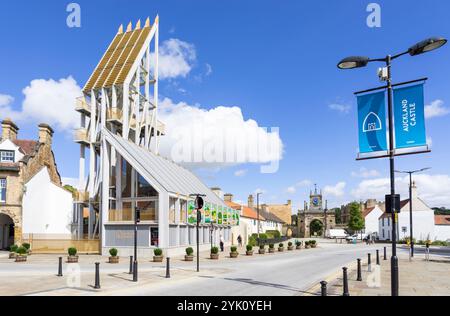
xmin=187 ymin=200 xmax=196 ymax=224
xmin=204 ymin=203 xmax=211 ymax=224
xmin=211 ymin=204 xmax=217 ymax=223
xmin=218 ymin=205 xmax=223 ymax=225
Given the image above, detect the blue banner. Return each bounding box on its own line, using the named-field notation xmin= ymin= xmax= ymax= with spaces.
xmin=393 ymin=84 xmax=426 ymax=149
xmin=357 ymin=91 xmax=387 ymax=154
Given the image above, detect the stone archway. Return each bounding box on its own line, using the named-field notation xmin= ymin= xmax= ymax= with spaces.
xmin=310 ymin=219 xmax=324 ymax=237
xmin=0 ymin=213 xmax=15 ymax=249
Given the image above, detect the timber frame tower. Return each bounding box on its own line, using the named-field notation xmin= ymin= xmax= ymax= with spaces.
xmin=74 ymin=17 xmax=164 ymax=239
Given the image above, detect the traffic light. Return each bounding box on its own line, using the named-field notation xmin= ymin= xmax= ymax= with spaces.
xmin=385 ymin=194 xmax=401 ymax=213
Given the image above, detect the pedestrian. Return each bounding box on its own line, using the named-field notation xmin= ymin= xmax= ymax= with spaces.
xmin=220 ymin=235 xmax=224 ymax=252
xmin=237 ymin=235 xmax=242 ymax=248
xmin=425 ymin=240 xmax=431 ymax=261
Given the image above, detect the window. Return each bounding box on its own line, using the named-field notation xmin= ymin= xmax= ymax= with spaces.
xmin=180 ymin=200 xmax=187 ymax=223
xmin=0 ymin=179 xmax=6 ymax=202
xmin=382 ymin=218 xmax=385 ymax=227
xmin=169 ymin=198 xmax=176 ymax=224
xmin=0 ymin=151 xmax=14 ymax=163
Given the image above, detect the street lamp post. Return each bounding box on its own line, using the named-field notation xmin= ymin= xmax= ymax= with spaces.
xmin=395 ymin=168 xmax=431 ymax=258
xmin=133 ymin=207 xmax=141 ymax=282
xmin=256 ymin=192 xmax=262 ymax=239
xmin=337 ymin=37 xmax=446 ymax=297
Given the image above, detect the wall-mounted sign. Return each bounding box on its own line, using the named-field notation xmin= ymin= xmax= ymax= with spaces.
xmin=187 ymin=201 xmax=196 ymax=224
xmin=204 ymin=203 xmax=211 ymax=224
xmin=218 ymin=205 xmax=223 ymax=225
xmin=393 ymin=84 xmax=427 ymax=150
xmin=357 ymin=91 xmax=387 ymax=154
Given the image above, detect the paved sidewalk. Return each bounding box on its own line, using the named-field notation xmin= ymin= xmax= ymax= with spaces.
xmin=316 ymin=251 xmax=450 ymax=296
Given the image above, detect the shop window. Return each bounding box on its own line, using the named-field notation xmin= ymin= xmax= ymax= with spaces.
xmin=180 ymin=200 xmax=187 ymax=223
xmin=169 ymin=198 xmax=176 ymax=224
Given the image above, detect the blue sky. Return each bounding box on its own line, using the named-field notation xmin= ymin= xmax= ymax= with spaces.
xmin=1 ymin=0 xmax=449 ymax=210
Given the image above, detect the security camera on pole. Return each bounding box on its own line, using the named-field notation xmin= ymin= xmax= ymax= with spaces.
xmin=190 ymin=193 xmax=206 ymax=272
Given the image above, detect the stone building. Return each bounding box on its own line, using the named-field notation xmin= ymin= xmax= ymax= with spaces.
xmin=261 ymin=200 xmax=292 ymax=225
xmin=297 ymin=186 xmax=336 ymax=238
xmin=0 ymin=119 xmax=73 ymax=249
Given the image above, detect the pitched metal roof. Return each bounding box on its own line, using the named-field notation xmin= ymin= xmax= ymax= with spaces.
xmin=102 ymin=128 xmax=226 ymax=207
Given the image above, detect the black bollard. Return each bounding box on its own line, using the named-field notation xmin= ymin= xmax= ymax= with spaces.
xmin=57 ymin=257 xmax=63 ymax=277
xmin=129 ymin=256 xmax=133 ymax=274
xmin=342 ymin=267 xmax=350 ymax=296
xmin=133 ymin=261 xmax=138 ymax=282
xmin=320 ymin=281 xmax=327 ymax=296
xmin=376 ymin=250 xmax=380 ymax=265
xmin=357 ymin=259 xmax=362 ymax=281
xmin=166 ymin=257 xmax=171 ymax=278
xmin=368 ymin=253 xmax=372 ymax=272
xmin=94 ymin=262 xmax=101 ymax=289
xmin=384 ymin=247 xmax=387 ymax=260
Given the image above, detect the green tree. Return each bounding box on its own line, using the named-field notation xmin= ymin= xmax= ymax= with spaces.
xmin=333 ymin=208 xmax=342 ymax=224
xmin=348 ymin=202 xmax=365 ymax=233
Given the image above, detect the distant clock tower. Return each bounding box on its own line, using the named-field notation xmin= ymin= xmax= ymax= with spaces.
xmin=309 ymin=184 xmax=323 ymax=212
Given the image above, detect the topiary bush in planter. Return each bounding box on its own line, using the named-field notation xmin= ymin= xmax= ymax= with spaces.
xmin=258 ymin=244 xmax=266 ymax=254
xmin=9 ymin=244 xmax=18 ymax=259
xmin=305 ymin=241 xmax=311 ymax=249
xmin=230 ymin=246 xmax=238 ymax=258
xmin=246 ymin=244 xmax=254 ymax=256
xmin=67 ymin=247 xmax=78 ymax=263
xmin=153 ymin=248 xmax=164 ymax=262
xmin=15 ymin=246 xmax=28 ymax=262
xmin=278 ymin=243 xmax=284 ymax=252
xmin=288 ymin=241 xmax=294 ymax=251
xmin=296 ymin=241 xmax=302 ymax=250
xmin=211 ymin=246 xmax=219 ymax=259
xmin=269 ymin=243 xmax=275 ymax=253
xmin=310 ymin=240 xmax=317 ymax=248
xmin=185 ymin=247 xmax=194 ymax=261
xmin=109 ymin=248 xmax=119 ymax=263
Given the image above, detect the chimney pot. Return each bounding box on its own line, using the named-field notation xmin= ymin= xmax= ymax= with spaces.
xmin=38 ymin=123 xmax=54 ymax=145
xmin=2 ymin=119 xmax=19 ymax=141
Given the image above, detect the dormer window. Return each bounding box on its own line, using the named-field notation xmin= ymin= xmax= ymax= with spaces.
xmin=0 ymin=150 xmax=14 ymax=163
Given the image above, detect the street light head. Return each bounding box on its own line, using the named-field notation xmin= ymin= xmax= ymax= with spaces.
xmin=408 ymin=37 xmax=447 ymax=56
xmin=337 ymin=56 xmax=370 ymax=69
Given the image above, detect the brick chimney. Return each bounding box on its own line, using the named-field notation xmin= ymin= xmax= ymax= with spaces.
xmin=38 ymin=123 xmax=54 ymax=145
xmin=2 ymin=119 xmax=19 ymax=141
xmin=248 ymin=195 xmax=254 ymax=208
xmin=224 ymin=193 xmax=233 ymax=202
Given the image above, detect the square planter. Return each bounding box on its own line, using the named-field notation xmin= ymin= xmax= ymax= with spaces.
xmin=185 ymin=255 xmax=194 ymax=261
xmin=15 ymin=255 xmax=27 ymax=262
xmin=67 ymin=255 xmax=79 ymax=263
xmin=288 ymin=246 xmax=294 ymax=251
xmin=258 ymin=249 xmax=265 ymax=254
xmin=246 ymin=251 xmax=254 ymax=256
xmin=278 ymin=247 xmax=284 ymax=252
xmin=305 ymin=245 xmax=311 ymax=249
xmin=109 ymin=256 xmax=119 ymax=264
xmin=153 ymin=255 xmax=164 ymax=262
xmin=296 ymin=246 xmax=302 ymax=250
xmin=210 ymin=253 xmax=219 ymax=260
xmin=269 ymin=248 xmax=275 ymax=253
xmin=230 ymin=252 xmax=239 ymax=258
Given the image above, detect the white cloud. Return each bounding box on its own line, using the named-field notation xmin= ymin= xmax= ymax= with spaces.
xmin=234 ymin=169 xmax=247 ymax=177
xmin=323 ymin=182 xmax=346 ymax=197
xmin=0 ymin=77 xmax=81 ymax=132
xmin=205 ymin=63 xmax=213 ymax=76
xmin=0 ymin=94 xmax=19 ymax=120
xmin=351 ymin=174 xmax=450 ymax=208
xmin=296 ymin=179 xmax=312 ymax=187
xmin=351 ymin=167 xmax=380 ymax=178
xmin=154 ymin=39 xmax=196 ymax=80
xmin=286 ymin=186 xmax=296 ymax=194
xmin=61 ymin=177 xmax=78 ymax=187
xmin=328 ymin=103 xmax=351 ymax=114
xmin=425 ymin=100 xmax=449 ymax=119
xmin=285 ymin=179 xmax=312 ymax=195
xmin=158 ymin=97 xmax=283 ymax=169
